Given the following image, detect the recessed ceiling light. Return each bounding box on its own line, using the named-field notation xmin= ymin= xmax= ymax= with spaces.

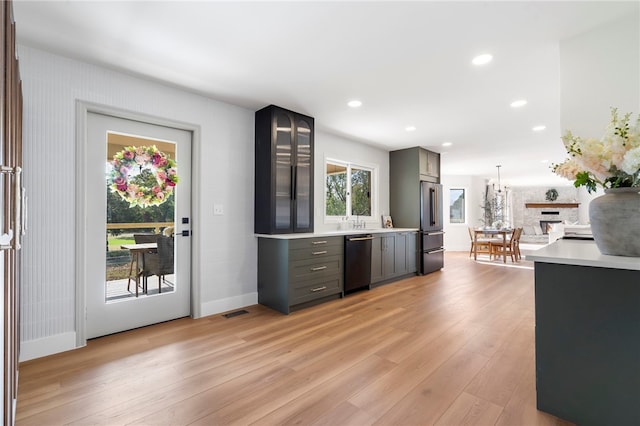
xmin=510 ymin=99 xmax=527 ymax=108
xmin=532 ymin=125 xmax=546 ymax=132
xmin=405 ymin=126 xmax=416 ymax=132
xmin=442 ymin=142 xmax=453 ymax=147
xmin=472 ymin=54 xmax=493 ymax=66
xmin=347 ymin=100 xmax=362 ymax=108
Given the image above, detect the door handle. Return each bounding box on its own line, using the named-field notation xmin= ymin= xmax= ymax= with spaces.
xmin=181 ymin=230 xmax=191 ymax=237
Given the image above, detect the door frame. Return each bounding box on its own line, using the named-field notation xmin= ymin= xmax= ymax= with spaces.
xmin=75 ymin=101 xmax=202 ymax=347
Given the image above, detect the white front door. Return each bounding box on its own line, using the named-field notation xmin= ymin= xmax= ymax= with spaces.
xmin=85 ymin=112 xmax=191 ymax=339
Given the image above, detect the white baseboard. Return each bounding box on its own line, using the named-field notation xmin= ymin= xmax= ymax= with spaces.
xmin=19 ymin=294 xmax=259 ymax=361
xmin=198 ymin=292 xmax=258 ymax=318
xmin=20 ymin=332 xmax=79 ymax=362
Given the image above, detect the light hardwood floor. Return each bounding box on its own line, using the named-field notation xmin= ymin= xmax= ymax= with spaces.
xmin=16 ymin=252 xmax=573 ymax=425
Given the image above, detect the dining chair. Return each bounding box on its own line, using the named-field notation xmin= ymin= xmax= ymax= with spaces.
xmin=468 ymin=227 xmax=501 ymax=258
xmin=490 ymin=227 xmax=523 ymax=262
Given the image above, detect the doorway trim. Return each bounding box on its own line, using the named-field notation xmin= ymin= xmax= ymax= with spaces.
xmin=75 ymin=101 xmax=202 ymax=347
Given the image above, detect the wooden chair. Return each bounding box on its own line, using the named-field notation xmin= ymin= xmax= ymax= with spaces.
xmin=490 ymin=227 xmax=523 ymax=262
xmin=468 ymin=227 xmax=501 ymax=258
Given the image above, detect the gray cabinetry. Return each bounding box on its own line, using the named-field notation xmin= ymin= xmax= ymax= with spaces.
xmin=371 ymin=232 xmax=417 ymax=285
xmin=258 ymin=236 xmax=343 ymax=314
xmin=419 ymin=148 xmax=440 ymax=181
xmin=390 ymin=147 xmax=441 ymax=229
xmin=395 ymin=231 xmax=417 ymax=275
xmin=534 ymin=260 xmax=640 ymax=425
xmin=255 ymin=105 xmax=314 ymax=234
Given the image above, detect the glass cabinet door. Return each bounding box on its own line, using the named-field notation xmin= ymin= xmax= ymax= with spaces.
xmin=274 ymin=112 xmax=293 ymax=231
xmin=295 ymin=118 xmax=312 ymax=231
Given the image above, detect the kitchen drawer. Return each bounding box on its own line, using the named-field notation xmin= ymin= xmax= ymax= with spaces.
xmin=289 ymin=236 xmax=342 ymax=250
xmin=289 ymin=243 xmax=343 ymax=261
xmin=289 ymin=255 xmax=342 ymax=283
xmin=290 ymin=276 xmax=342 ymax=305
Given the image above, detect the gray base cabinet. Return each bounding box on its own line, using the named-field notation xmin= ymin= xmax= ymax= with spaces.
xmin=371 ymin=232 xmax=417 ymax=285
xmin=258 ymin=236 xmax=343 ymax=314
xmin=534 ymin=261 xmax=640 ymax=426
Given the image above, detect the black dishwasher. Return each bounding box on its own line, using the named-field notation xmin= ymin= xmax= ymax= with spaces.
xmin=344 ymin=234 xmax=374 ymax=293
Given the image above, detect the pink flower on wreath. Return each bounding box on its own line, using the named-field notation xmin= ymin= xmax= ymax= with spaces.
xmin=166 ymin=179 xmax=176 ymax=187
xmin=152 ymin=185 xmax=162 ymax=194
xmin=123 ymin=151 xmax=135 ymax=160
xmin=114 ymin=176 xmax=127 ymax=191
xmin=167 ymin=168 xmax=177 ymax=175
xmin=119 ymin=165 xmax=129 ymax=176
xmin=156 ymin=170 xmax=167 ymax=181
xmin=156 ymin=192 xmax=165 ymax=201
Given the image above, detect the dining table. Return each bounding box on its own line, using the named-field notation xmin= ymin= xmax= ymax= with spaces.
xmin=473 ymin=228 xmax=512 ymax=263
xmin=121 ymin=242 xmax=157 ymax=297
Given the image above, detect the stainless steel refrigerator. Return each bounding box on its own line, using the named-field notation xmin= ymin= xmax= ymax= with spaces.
xmin=420 ymin=181 xmax=444 ymax=274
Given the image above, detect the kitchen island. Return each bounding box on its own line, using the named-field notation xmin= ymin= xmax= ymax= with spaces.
xmin=527 ymin=239 xmax=640 ymax=426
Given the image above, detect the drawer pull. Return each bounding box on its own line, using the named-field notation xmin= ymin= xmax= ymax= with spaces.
xmin=312 ymin=250 xmax=327 ymax=255
xmin=312 ymin=240 xmax=327 ymax=245
xmin=311 ymin=286 xmax=327 ymax=292
xmin=310 ymin=266 xmax=327 ymax=271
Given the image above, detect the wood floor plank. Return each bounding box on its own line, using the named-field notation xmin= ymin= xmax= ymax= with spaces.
xmin=16 ymin=252 xmax=574 ymax=426
xmin=435 ymin=392 xmax=504 ymax=426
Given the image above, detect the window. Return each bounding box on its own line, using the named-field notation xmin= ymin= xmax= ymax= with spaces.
xmin=325 ymin=159 xmax=374 ymax=218
xmin=449 ymin=188 xmax=466 ymax=223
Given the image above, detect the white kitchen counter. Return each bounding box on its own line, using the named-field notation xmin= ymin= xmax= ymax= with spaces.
xmin=255 ymin=228 xmax=419 ymax=240
xmin=526 ymin=238 xmax=640 ymax=271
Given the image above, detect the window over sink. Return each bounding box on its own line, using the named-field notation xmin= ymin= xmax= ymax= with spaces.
xmin=325 ymin=159 xmax=376 ymax=221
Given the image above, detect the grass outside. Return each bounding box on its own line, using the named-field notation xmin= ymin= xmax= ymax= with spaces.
xmin=108 ymin=236 xmax=135 ymax=252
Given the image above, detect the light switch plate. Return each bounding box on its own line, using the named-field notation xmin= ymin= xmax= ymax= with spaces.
xmin=213 ymin=204 xmax=224 ymax=216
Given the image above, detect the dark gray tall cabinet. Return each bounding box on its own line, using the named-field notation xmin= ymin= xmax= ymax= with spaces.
xmin=390 ymin=147 xmax=441 ymax=275
xmin=389 ymin=146 xmax=440 ymax=228
xmin=255 ymin=105 xmax=314 ymax=234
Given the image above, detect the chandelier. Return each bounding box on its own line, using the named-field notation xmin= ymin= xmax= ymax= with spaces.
xmin=493 ymin=165 xmax=508 ymax=194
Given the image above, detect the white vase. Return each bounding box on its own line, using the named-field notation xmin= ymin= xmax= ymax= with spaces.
xmin=589 ymin=187 xmax=640 ymax=257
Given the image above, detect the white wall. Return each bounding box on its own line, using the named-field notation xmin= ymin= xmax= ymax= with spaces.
xmin=560 ymin=15 xmax=640 ymax=139
xmin=442 ymin=174 xmax=487 ymax=252
xmin=558 ymin=15 xmax=639 ymax=226
xmin=17 ymin=46 xmax=389 ymax=360
xmin=313 ymin=132 xmax=390 ymax=233
xmin=18 ymin=45 xmax=257 ymax=360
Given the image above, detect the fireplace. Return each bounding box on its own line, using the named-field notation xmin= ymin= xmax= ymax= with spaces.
xmin=540 ymin=220 xmax=562 ymax=235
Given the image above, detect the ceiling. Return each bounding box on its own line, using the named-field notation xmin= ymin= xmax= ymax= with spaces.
xmin=13 ymin=1 xmax=640 ymax=186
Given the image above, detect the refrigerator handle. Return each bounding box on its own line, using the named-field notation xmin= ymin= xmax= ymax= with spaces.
xmin=430 ymin=188 xmax=435 ymax=226
xmin=434 ymin=186 xmax=439 ymax=226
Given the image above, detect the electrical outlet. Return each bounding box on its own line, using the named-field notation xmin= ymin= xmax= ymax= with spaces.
xmin=213 ymin=204 xmax=224 ymax=216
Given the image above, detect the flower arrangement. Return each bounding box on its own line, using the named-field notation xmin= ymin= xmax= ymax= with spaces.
xmin=108 ymin=145 xmax=179 ymax=208
xmin=553 ymin=108 xmax=640 ymax=193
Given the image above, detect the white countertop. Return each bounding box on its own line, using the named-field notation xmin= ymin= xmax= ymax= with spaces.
xmin=255 ymin=228 xmax=419 ymax=240
xmin=526 ymin=239 xmax=640 ymax=271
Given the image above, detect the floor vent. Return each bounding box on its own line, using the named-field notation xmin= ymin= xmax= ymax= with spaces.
xmin=222 ymin=309 xmax=249 ymax=318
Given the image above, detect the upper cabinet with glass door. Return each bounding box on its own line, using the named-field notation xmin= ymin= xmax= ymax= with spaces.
xmin=255 ymin=105 xmax=314 ymax=234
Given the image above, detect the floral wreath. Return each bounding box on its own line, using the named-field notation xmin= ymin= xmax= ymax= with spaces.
xmin=108 ymin=145 xmax=179 ymax=208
